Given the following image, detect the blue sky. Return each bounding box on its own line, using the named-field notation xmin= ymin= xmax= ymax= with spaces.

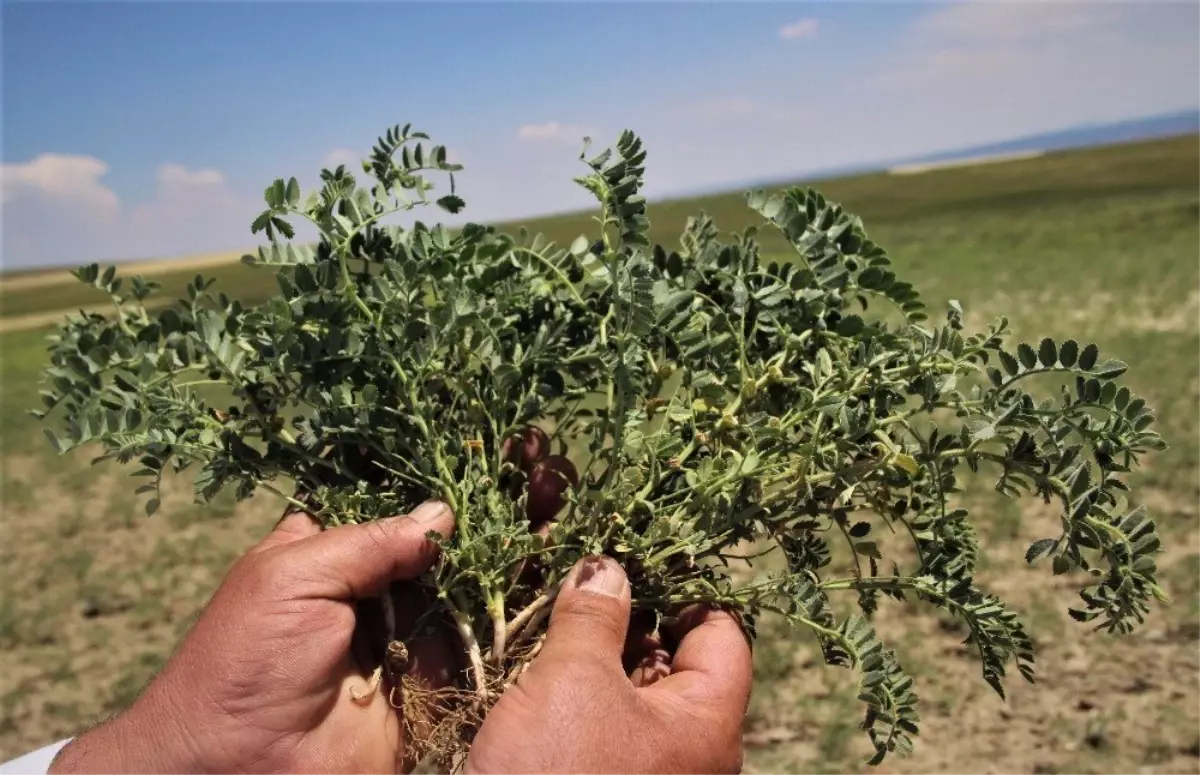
xmin=3 ymin=1 xmax=1198 ymax=269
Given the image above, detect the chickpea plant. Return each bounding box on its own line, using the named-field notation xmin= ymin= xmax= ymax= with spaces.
xmin=35 ymin=122 xmax=1168 ymax=767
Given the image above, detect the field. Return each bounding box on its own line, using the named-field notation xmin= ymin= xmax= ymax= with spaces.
xmin=1 ymin=134 xmax=1197 ymax=773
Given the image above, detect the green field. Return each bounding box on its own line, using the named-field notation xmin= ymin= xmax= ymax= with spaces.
xmin=2 ymin=134 xmax=1198 ymax=773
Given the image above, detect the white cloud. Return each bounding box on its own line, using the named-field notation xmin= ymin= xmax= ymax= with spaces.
xmin=516 ymin=122 xmax=595 ymax=144
xmin=1 ymin=153 xmax=120 ymax=218
xmin=126 ymin=164 xmax=253 ymax=257
xmin=321 ymin=148 xmax=362 ymax=170
xmin=779 ymin=18 xmax=819 ymax=41
xmin=864 ymin=1 xmax=1199 ymax=143
xmin=156 ymin=163 xmax=225 ymax=187
xmin=910 ymin=2 xmax=1126 ymax=44
xmin=2 ymin=157 xmax=258 ymax=268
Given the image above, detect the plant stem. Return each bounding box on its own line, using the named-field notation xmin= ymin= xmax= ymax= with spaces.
xmin=256 ymin=481 xmax=317 ymax=516
xmin=488 ymin=592 xmax=508 ymax=666
xmin=448 ymin=594 xmax=489 ymax=704
xmin=507 ymin=589 xmax=558 ymax=646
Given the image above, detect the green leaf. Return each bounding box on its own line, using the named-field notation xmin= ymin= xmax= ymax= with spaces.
xmin=857 ymin=266 xmax=886 ymax=290
xmin=1058 ymin=339 xmax=1079 ymax=368
xmin=998 ymin=350 xmax=1020 ymax=376
xmin=271 ymin=217 xmax=295 ymax=239
xmin=1037 ymin=338 xmax=1056 ymax=368
xmin=1092 ymin=359 xmax=1128 ymax=379
xmin=333 ymin=213 xmax=355 ymax=234
xmin=251 ymin=211 xmax=273 ymax=234
xmin=145 ymin=498 xmax=160 ymax=517
xmin=437 ymin=195 xmax=465 ymax=214
xmin=836 ymin=314 xmax=864 ymax=337
xmin=854 ymin=541 xmax=881 ymax=559
xmin=1024 ymin=538 xmax=1057 ymax=564
xmin=892 ymin=453 xmax=919 ymax=475
xmin=1114 ymin=386 xmax=1131 ymax=411
xmin=1079 ymin=343 xmax=1099 ymax=370
xmin=265 ymin=179 xmax=286 ymax=208
xmin=43 ymin=428 xmax=67 ymax=453
xmin=285 ymin=177 xmax=300 ymax=206
xmin=1016 ymin=343 xmax=1037 ymax=370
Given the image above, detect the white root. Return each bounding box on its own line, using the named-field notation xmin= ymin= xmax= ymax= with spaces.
xmin=351 ymin=665 xmax=383 ymax=703
xmin=506 ymin=588 xmax=558 ymax=650
xmin=450 ymin=598 xmax=490 ymax=706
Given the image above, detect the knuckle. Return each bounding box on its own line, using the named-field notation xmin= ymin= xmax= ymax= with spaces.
xmin=556 ymin=596 xmax=625 ymax=637
xmin=236 ymin=551 xmax=291 ymax=596
xmin=358 ymin=519 xmax=395 ymax=553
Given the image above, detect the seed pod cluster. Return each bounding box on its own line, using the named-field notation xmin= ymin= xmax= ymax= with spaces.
xmin=501 ymin=425 xmax=579 ymax=526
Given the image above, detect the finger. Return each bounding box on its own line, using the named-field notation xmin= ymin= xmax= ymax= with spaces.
xmin=625 ymin=620 xmax=672 ymax=688
xmin=246 ymin=510 xmax=322 ymax=555
xmin=272 ymin=510 xmax=322 ymax=539
xmin=629 ymin=648 xmax=672 ymax=688
xmin=649 ymin=605 xmax=752 ymax=710
xmin=276 ymin=500 xmax=454 ymax=600
xmin=537 ymin=555 xmax=631 ymax=670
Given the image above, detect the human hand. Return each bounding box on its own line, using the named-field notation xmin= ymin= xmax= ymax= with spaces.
xmin=465 ymin=555 xmax=753 ymax=774
xmin=49 ymin=501 xmax=457 ymax=774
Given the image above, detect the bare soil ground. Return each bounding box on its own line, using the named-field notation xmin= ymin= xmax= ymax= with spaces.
xmin=739 ymin=486 xmax=1200 ymax=774
xmin=0 ymin=453 xmax=281 ymax=758
xmin=1 ymin=444 xmax=1195 ymax=772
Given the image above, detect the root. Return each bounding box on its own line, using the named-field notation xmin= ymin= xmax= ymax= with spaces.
xmin=350 ymin=665 xmax=384 ymax=704
xmin=352 ymin=585 xmax=558 ymax=772
xmin=506 ymin=589 xmax=557 ymax=647
xmin=448 ymin=596 xmax=490 ymax=706
xmin=502 ymin=631 xmax=547 ymax=692
xmin=396 ymin=660 xmax=511 ymax=773
xmin=508 ymin=596 xmax=554 ymax=653
xmin=488 ymin=593 xmax=507 ymax=667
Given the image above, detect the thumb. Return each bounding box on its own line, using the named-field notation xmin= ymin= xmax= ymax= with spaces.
xmin=537 ymin=555 xmax=631 ymax=670
xmin=268 ymin=500 xmax=455 ymax=600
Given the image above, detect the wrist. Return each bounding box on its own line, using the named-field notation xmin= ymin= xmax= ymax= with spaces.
xmin=49 ymin=695 xmax=205 ymax=774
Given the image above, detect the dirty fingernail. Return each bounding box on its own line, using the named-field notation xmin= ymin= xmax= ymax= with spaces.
xmin=574 ymin=555 xmax=627 ymax=598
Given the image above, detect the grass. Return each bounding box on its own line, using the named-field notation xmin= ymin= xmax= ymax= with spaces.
xmin=1 ymin=133 xmax=1197 ymax=772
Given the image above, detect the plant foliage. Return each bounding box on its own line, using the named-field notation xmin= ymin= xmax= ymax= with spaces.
xmin=34 ymin=121 xmax=1168 ymax=766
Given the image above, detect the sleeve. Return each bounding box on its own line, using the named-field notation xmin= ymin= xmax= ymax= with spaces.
xmin=0 ymin=739 xmax=72 ymax=774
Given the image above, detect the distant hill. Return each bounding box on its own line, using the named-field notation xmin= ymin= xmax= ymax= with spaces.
xmin=717 ymin=109 xmax=1200 ymax=194
xmin=904 ymin=109 xmax=1200 ymax=166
